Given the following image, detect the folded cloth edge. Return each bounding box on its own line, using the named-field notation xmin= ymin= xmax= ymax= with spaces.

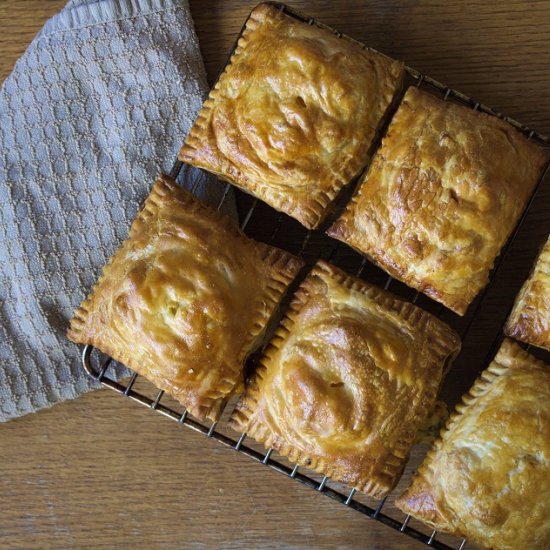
xmin=40 ymin=0 xmax=189 ymax=37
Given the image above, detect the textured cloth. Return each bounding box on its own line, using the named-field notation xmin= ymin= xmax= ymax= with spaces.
xmin=0 ymin=0 xmax=231 ymax=421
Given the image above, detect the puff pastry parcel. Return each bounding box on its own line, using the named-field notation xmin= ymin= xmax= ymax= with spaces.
xmin=180 ymin=3 xmax=404 ymax=229
xmin=505 ymin=235 xmax=550 ymax=350
xmin=397 ymin=339 xmax=550 ymax=550
xmin=68 ymin=175 xmax=303 ymax=421
xmin=230 ymin=260 xmax=460 ymax=498
xmin=328 ymin=87 xmax=550 ymax=315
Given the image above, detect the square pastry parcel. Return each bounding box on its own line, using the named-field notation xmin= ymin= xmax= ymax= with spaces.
xmin=180 ymin=3 xmax=404 ymax=229
xmin=505 ymin=234 xmax=550 ymax=350
xmin=328 ymin=86 xmax=550 ymax=315
xmin=397 ymin=339 xmax=550 ymax=549
xmin=68 ymin=175 xmax=303 ymax=421
xmin=230 ymin=260 xmax=460 ymax=498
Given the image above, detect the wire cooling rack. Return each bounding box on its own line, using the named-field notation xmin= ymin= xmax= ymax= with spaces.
xmin=79 ymin=3 xmax=550 ymax=549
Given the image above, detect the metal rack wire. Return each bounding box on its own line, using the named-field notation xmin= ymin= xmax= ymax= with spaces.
xmin=80 ymin=3 xmax=550 ymax=549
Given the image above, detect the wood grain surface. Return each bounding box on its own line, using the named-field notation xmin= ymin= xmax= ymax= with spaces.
xmin=1 ymin=1 xmax=549 ymax=549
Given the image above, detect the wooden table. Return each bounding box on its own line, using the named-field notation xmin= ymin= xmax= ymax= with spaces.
xmin=1 ymin=1 xmax=549 ymax=548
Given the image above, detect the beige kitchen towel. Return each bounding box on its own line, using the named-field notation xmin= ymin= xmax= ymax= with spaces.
xmin=0 ymin=0 xmax=232 ymax=421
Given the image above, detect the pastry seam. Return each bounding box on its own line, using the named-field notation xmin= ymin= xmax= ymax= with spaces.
xmin=327 ymin=87 xmax=550 ymax=315
xmin=395 ymin=338 xmax=546 ymax=535
xmin=230 ymin=259 xmax=460 ymax=497
xmin=179 ymin=3 xmax=404 ymax=229
xmin=68 ymin=174 xmax=303 ymax=421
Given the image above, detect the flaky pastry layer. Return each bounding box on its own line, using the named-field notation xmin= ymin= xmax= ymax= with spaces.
xmin=505 ymin=235 xmax=550 ymax=350
xmin=328 ymin=86 xmax=550 ymax=315
xmin=68 ymin=174 xmax=303 ymax=421
xmin=396 ymin=339 xmax=550 ymax=550
xmin=180 ymin=3 xmax=404 ymax=229
xmin=230 ymin=260 xmax=460 ymax=498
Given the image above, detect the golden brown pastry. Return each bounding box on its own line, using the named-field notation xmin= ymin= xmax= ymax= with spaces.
xmin=68 ymin=174 xmax=304 ymax=421
xmin=505 ymin=235 xmax=550 ymax=350
xmin=328 ymin=87 xmax=550 ymax=315
xmin=229 ymin=260 xmax=461 ymax=498
xmin=396 ymin=339 xmax=550 ymax=550
xmin=179 ymin=3 xmax=404 ymax=229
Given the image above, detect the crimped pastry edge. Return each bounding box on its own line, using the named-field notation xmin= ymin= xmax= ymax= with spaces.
xmin=395 ymin=338 xmax=548 ymax=541
xmin=179 ymin=2 xmax=404 ymax=229
xmin=327 ymin=86 xmax=550 ymax=316
xmin=68 ymin=173 xmax=304 ymax=421
xmin=230 ymin=259 xmax=461 ymax=498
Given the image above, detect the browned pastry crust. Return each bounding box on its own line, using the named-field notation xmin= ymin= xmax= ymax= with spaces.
xmin=179 ymin=2 xmax=404 ymax=229
xmin=396 ymin=339 xmax=550 ymax=550
xmin=229 ymin=260 xmax=461 ymax=498
xmin=327 ymin=86 xmax=550 ymax=315
xmin=505 ymin=235 xmax=550 ymax=350
xmin=67 ymin=175 xmax=304 ymax=421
